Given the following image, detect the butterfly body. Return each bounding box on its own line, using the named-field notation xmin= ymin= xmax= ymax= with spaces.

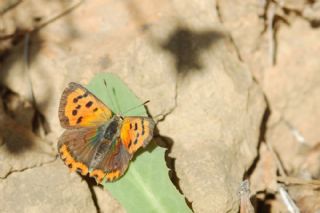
xmin=87 ymin=115 xmax=123 ymax=169
xmin=58 ymin=82 xmax=155 ymax=183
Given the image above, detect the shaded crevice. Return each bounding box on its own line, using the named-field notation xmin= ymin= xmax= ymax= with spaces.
xmin=84 ymin=177 xmax=101 ymax=213
xmin=274 ymin=0 xmax=320 ymax=29
xmin=245 ymin=96 xmax=271 ymax=179
xmin=154 ymin=135 xmax=194 ymax=212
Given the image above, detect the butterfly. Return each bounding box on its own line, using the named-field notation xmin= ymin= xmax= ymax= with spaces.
xmin=57 ymin=82 xmax=155 ymax=184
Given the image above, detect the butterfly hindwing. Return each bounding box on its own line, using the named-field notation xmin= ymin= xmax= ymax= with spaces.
xmin=120 ymin=117 xmax=155 ymax=154
xmin=59 ymin=82 xmax=112 ymax=128
xmin=90 ymin=138 xmax=132 ymax=183
xmin=58 ymin=127 xmax=107 ymax=175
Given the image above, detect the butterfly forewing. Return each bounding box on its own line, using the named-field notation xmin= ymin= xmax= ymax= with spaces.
xmin=59 ymin=82 xmax=112 ymax=129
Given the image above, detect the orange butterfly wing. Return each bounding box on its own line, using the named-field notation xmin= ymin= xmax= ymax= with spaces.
xmin=59 ymin=82 xmax=112 ymax=128
xmin=120 ymin=117 xmax=155 ymax=154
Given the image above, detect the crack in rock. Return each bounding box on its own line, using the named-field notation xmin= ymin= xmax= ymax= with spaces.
xmin=1 ymin=157 xmax=57 ymax=179
xmin=154 ymin=77 xmax=178 ymax=123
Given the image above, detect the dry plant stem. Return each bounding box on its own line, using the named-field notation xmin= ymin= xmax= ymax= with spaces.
xmin=34 ymin=0 xmax=84 ymax=32
xmin=278 ymin=185 xmax=300 ymax=213
xmin=265 ymin=141 xmax=301 ymax=212
xmin=23 ymin=34 xmax=36 ymax=105
xmin=0 ymin=0 xmax=84 ymax=39
xmin=267 ymin=2 xmax=276 ymax=66
xmin=283 ymin=120 xmax=307 ymax=144
xmin=277 ymin=176 xmax=320 ymax=186
xmin=0 ymin=0 xmax=22 ymax=14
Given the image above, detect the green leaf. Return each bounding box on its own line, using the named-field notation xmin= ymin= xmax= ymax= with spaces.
xmin=86 ymin=73 xmax=192 ymax=213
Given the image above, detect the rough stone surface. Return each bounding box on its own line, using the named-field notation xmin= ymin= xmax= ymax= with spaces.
xmin=218 ymin=1 xmax=320 ymax=211
xmin=0 ymin=0 xmax=273 ymax=212
xmin=158 ymin=39 xmax=266 ymax=212
xmin=263 ymin=18 xmax=320 ymax=174
xmin=217 ymin=0 xmax=268 ymax=80
xmin=93 ymin=186 xmax=125 ymax=213
xmin=0 ymin=160 xmax=96 ymax=213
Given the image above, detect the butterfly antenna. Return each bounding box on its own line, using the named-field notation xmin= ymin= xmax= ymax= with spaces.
xmin=111 ymin=87 xmax=123 ymax=115
xmin=103 ymin=79 xmax=120 ymax=114
xmin=123 ymin=100 xmax=150 ymax=114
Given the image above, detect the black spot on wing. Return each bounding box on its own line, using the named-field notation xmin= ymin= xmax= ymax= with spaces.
xmin=93 ymin=107 xmax=98 ymax=112
xmin=77 ymin=116 xmax=83 ymax=124
xmin=86 ymin=101 xmax=93 ymax=108
xmin=76 ymin=105 xmax=81 ymax=109
xmin=72 ymin=110 xmax=77 ymax=116
xmin=141 ymin=119 xmax=145 ymax=135
xmin=73 ymin=98 xmax=78 ymax=103
xmin=133 ymin=138 xmax=138 ymax=145
xmin=134 ymin=123 xmax=138 ymax=130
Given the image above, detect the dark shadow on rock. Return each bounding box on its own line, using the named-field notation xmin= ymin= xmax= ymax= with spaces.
xmin=125 ymin=1 xmax=223 ymax=77
xmin=0 ymin=0 xmax=83 ymax=139
xmin=3 ymin=133 xmax=34 ymax=154
xmin=0 ymin=115 xmax=35 ymax=154
xmin=161 ymin=27 xmax=224 ymax=76
xmin=254 ymin=191 xmax=275 ymax=213
xmin=82 ymin=175 xmax=102 ymax=213
xmin=0 ymin=86 xmax=35 ymax=154
xmin=310 ymin=19 xmax=320 ymax=28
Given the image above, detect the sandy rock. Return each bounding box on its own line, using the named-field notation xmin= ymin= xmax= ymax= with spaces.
xmin=217 ymin=0 xmax=268 ymax=80
xmin=264 ymin=19 xmax=320 ymax=173
xmin=154 ymin=2 xmax=266 ymax=210
xmin=249 ymin=143 xmax=278 ymax=193
xmin=0 ymin=0 xmax=268 ymax=212
xmin=0 ymin=160 xmax=96 ymax=213
xmin=158 ymin=47 xmax=265 ymax=212
xmin=93 ymin=186 xmax=125 ymax=213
